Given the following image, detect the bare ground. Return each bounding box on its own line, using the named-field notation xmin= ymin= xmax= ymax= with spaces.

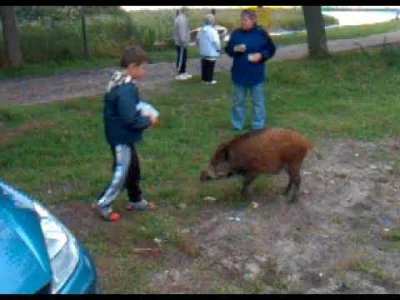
xmin=1 ymin=30 xmax=400 ymax=107
xmin=52 ymin=138 xmax=400 ymax=294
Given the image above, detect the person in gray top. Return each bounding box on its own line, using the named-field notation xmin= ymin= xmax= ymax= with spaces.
xmin=173 ymin=6 xmax=192 ymax=80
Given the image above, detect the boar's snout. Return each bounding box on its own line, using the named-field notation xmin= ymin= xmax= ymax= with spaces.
xmin=200 ymin=170 xmax=212 ymax=182
xmin=200 ymin=165 xmax=234 ymax=183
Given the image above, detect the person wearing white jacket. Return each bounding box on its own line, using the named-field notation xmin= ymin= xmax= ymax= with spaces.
xmin=198 ymin=14 xmax=221 ymax=84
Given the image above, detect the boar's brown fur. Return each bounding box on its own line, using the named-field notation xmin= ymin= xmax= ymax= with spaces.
xmin=200 ymin=127 xmax=321 ymax=202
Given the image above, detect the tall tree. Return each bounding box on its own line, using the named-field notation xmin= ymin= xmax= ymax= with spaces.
xmin=81 ymin=6 xmax=89 ymax=59
xmin=302 ymin=6 xmax=330 ymax=59
xmin=0 ymin=6 xmax=23 ymax=67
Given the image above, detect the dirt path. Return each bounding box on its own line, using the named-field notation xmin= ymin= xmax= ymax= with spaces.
xmin=54 ymin=138 xmax=400 ymax=294
xmin=1 ymin=30 xmax=400 ymax=107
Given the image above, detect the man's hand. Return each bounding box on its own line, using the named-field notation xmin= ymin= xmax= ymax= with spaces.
xmin=234 ymin=44 xmax=246 ymax=52
xmin=249 ymin=53 xmax=263 ymax=63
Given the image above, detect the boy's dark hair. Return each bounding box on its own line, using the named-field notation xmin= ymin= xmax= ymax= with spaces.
xmin=120 ymin=45 xmax=149 ymax=68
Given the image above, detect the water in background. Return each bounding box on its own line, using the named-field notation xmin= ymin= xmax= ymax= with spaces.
xmin=269 ymin=10 xmax=399 ymax=36
xmin=323 ymin=10 xmax=398 ymax=26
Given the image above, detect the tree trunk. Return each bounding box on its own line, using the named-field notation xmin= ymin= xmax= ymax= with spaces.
xmin=302 ymin=6 xmax=330 ymax=59
xmin=0 ymin=6 xmax=23 ymax=68
xmin=81 ymin=6 xmax=89 ymax=59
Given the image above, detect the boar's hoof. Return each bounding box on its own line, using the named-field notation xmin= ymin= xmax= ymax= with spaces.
xmin=241 ymin=190 xmax=251 ymax=201
xmin=288 ymin=194 xmax=298 ymax=203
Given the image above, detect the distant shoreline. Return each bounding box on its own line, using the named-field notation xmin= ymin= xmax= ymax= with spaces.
xmin=323 ymin=8 xmax=400 ymax=12
xmin=121 ymin=6 xmax=400 ymax=12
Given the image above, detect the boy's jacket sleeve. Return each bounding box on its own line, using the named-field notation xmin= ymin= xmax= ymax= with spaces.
xmin=117 ymin=85 xmax=152 ymax=130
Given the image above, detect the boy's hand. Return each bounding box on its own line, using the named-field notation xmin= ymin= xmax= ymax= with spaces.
xmin=150 ymin=116 xmax=160 ymax=128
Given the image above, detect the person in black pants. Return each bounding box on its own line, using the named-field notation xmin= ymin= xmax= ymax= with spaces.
xmin=198 ymin=14 xmax=221 ymax=84
xmin=173 ymin=6 xmax=192 ymax=80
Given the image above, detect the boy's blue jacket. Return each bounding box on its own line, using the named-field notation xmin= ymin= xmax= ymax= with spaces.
xmin=225 ymin=25 xmax=276 ymax=86
xmin=103 ymin=71 xmax=151 ymax=146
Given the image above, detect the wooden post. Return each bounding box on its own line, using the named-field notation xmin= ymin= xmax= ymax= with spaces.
xmin=81 ymin=6 xmax=89 ymax=59
xmin=0 ymin=6 xmax=23 ymax=67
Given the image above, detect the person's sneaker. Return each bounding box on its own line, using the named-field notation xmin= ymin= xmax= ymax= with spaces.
xmin=92 ymin=204 xmax=121 ymax=222
xmin=175 ymin=74 xmax=188 ymax=81
xmin=126 ymin=199 xmax=157 ymax=211
xmin=205 ymin=80 xmax=217 ymax=85
xmin=182 ymin=73 xmax=193 ymax=79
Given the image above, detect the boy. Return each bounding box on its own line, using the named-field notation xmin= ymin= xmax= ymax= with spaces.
xmin=93 ymin=45 xmax=159 ymax=222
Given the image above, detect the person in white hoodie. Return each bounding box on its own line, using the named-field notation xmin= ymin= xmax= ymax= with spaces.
xmin=173 ymin=6 xmax=192 ymax=81
xmin=198 ymin=13 xmax=221 ymax=84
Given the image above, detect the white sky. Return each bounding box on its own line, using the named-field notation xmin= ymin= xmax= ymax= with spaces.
xmin=121 ymin=6 xmax=400 ymax=11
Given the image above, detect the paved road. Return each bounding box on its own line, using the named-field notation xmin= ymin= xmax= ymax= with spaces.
xmin=1 ymin=30 xmax=400 ymax=107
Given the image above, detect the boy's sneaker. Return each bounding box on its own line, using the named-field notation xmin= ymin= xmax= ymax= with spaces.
xmin=126 ymin=199 xmax=157 ymax=211
xmin=182 ymin=73 xmax=193 ymax=79
xmin=92 ymin=204 xmax=121 ymax=222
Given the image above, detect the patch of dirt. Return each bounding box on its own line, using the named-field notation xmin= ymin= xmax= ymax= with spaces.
xmin=52 ymin=138 xmax=400 ymax=294
xmin=148 ymin=138 xmax=400 ymax=294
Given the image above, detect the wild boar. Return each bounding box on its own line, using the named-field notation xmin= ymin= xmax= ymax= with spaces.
xmin=200 ymin=127 xmax=321 ymax=202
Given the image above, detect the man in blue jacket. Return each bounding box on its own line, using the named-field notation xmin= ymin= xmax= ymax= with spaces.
xmin=225 ymin=9 xmax=276 ymax=131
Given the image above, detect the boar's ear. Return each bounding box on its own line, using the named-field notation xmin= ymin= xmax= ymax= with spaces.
xmin=223 ymin=147 xmax=230 ymax=161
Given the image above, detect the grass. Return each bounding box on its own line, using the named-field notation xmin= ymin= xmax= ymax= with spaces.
xmin=127 ymin=7 xmax=339 ymax=33
xmin=1 ymin=49 xmax=400 ymax=293
xmin=0 ymin=16 xmax=399 ymax=79
xmin=0 ymin=58 xmax=118 ymax=80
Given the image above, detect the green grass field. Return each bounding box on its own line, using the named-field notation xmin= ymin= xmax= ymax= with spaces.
xmin=1 ymin=48 xmax=400 ymax=293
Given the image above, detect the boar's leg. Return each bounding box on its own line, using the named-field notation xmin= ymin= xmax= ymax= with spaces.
xmin=287 ymin=164 xmax=302 ymax=203
xmin=241 ymin=172 xmax=258 ymax=200
xmin=282 ymin=178 xmax=293 ymax=195
xmin=290 ymin=175 xmax=301 ymax=202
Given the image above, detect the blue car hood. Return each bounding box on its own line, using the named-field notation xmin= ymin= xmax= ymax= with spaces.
xmin=0 ymin=181 xmax=52 ymax=294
